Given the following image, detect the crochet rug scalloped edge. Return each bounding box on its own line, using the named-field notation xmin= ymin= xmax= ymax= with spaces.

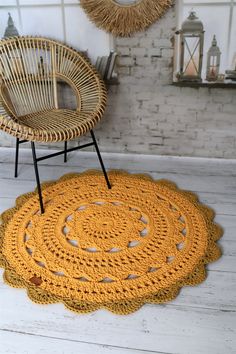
xmin=0 ymin=170 xmax=223 ymax=315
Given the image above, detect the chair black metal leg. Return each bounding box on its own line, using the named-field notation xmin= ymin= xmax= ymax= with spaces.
xmin=90 ymin=130 xmax=111 ymax=189
xmin=14 ymin=137 xmax=20 ymax=178
xmin=31 ymin=142 xmax=44 ymax=214
xmin=64 ymin=141 xmax=67 ymax=163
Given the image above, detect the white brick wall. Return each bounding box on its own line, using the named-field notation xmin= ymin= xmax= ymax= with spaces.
xmin=98 ymin=6 xmax=236 ymax=159
xmin=1 ymin=6 xmax=236 ymax=158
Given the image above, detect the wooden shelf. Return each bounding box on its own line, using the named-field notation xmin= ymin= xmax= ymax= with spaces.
xmin=172 ymin=81 xmax=236 ymax=89
xmin=105 ymin=78 xmax=119 ymax=86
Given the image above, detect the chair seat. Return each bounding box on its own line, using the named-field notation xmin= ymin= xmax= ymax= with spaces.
xmin=18 ymin=109 xmax=98 ymax=142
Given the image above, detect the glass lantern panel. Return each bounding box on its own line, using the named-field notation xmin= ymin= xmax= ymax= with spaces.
xmin=183 ymin=5 xmax=230 ymax=76
xmin=210 ymin=55 xmax=217 ymax=66
xmin=183 ymin=36 xmax=201 ymax=76
xmin=208 ymin=55 xmax=219 ymax=78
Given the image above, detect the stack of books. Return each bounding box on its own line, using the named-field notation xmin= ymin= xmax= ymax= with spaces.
xmin=225 ymin=54 xmax=236 ymax=80
xmin=225 ymin=70 xmax=236 ymax=81
xmin=95 ymin=51 xmax=118 ymax=81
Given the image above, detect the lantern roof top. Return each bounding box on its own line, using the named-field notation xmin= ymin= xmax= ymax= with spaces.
xmin=181 ymin=11 xmax=204 ymax=33
xmin=4 ymin=13 xmax=19 ymax=38
xmin=208 ymin=35 xmax=221 ymax=54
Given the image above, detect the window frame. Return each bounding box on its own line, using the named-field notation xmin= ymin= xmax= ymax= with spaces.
xmin=0 ymin=0 xmax=114 ymax=62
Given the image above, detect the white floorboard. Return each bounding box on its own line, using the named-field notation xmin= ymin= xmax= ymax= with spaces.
xmin=0 ymin=147 xmax=235 ymax=354
xmin=1 ymin=331 xmax=165 ymax=354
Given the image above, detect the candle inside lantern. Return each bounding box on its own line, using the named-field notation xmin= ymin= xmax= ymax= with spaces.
xmin=210 ymin=67 xmax=216 ymax=76
xmin=184 ymin=59 xmax=198 ymax=76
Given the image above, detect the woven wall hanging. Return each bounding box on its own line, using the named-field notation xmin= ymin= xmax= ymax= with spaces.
xmin=80 ymin=0 xmax=173 ymax=37
xmin=0 ymin=171 xmax=222 ymax=315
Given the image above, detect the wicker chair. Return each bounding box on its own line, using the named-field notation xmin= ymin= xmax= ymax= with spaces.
xmin=0 ymin=36 xmax=111 ymax=213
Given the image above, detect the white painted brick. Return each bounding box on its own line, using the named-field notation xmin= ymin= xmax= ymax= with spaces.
xmin=135 ymin=57 xmax=151 ymax=66
xmin=118 ymin=47 xmax=130 ymax=56
xmin=131 ymin=47 xmax=147 ymax=56
xmin=116 ymin=37 xmax=140 ymax=47
xmin=161 ymin=48 xmax=174 ymax=58
xmin=118 ymin=57 xmax=134 ymax=66
xmin=139 ymin=37 xmax=154 ymax=48
xmin=153 ymin=38 xmax=172 ymax=48
xmin=118 ymin=67 xmax=131 ymax=76
xmin=135 ymin=92 xmax=152 ymax=100
xmin=158 ymin=105 xmax=173 ymax=114
xmin=222 ymin=103 xmax=235 ymax=113
xmin=148 ymin=48 xmax=162 ymax=57
xmin=212 ymin=93 xmax=233 ymax=104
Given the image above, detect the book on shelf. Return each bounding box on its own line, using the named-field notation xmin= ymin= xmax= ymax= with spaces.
xmin=100 ymin=56 xmax=109 ymax=79
xmin=95 ymin=51 xmax=118 ymax=80
xmin=106 ymin=52 xmax=118 ymax=80
xmin=95 ymin=56 xmax=102 ymax=72
xmin=103 ymin=51 xmax=113 ymax=79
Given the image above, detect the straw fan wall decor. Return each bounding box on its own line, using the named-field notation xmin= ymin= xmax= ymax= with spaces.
xmin=80 ymin=0 xmax=173 ymax=37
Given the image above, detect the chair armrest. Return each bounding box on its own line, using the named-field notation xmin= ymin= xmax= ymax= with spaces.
xmin=0 ymin=102 xmax=34 ymax=140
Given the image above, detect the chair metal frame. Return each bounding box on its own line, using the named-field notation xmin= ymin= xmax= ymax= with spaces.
xmin=14 ymin=132 xmax=111 ymax=214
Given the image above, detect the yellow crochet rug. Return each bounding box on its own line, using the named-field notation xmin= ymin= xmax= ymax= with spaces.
xmin=0 ymin=170 xmax=222 ymax=315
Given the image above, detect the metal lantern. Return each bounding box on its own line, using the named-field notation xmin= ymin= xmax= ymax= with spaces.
xmin=176 ymin=11 xmax=204 ymax=82
xmin=3 ymin=13 xmax=22 ymax=76
xmin=206 ymin=35 xmax=221 ymax=81
xmin=4 ymin=13 xmax=19 ymax=38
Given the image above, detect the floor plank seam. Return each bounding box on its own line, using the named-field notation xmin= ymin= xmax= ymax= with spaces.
xmin=0 ymin=329 xmax=174 ymax=354
xmin=1 ymin=166 xmax=236 ymax=179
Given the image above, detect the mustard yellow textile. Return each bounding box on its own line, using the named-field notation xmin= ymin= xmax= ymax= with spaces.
xmin=0 ymin=171 xmax=222 ymax=315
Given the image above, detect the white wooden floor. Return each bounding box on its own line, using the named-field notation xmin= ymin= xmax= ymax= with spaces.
xmin=0 ymin=147 xmax=236 ymax=354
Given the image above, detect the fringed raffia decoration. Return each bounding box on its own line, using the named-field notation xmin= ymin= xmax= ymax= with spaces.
xmin=80 ymin=0 xmax=173 ymax=37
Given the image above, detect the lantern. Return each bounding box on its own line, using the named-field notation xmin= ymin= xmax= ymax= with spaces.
xmin=176 ymin=11 xmax=204 ymax=82
xmin=206 ymin=35 xmax=221 ymax=81
xmin=4 ymin=13 xmax=19 ymax=38
xmin=2 ymin=14 xmax=24 ymax=77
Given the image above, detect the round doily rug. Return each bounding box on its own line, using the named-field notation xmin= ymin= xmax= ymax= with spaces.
xmin=0 ymin=170 xmax=222 ymax=315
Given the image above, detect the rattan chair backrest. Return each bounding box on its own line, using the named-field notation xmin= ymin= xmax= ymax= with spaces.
xmin=0 ymin=36 xmax=105 ymax=118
